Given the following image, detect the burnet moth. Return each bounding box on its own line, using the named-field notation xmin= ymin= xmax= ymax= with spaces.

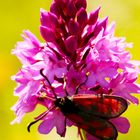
xmin=27 ymin=69 xmax=128 ymax=140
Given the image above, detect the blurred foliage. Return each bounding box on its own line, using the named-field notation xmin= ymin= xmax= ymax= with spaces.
xmin=0 ymin=0 xmax=140 ymax=140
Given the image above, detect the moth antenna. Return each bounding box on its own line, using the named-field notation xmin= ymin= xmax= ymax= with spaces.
xmin=40 ymin=69 xmax=57 ymax=99
xmin=75 ymin=72 xmax=89 ymax=95
xmin=27 ymin=120 xmax=38 ymax=132
xmin=27 ymin=105 xmax=55 ymax=132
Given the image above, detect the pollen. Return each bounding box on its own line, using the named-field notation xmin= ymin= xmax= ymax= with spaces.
xmin=105 ymin=77 xmax=110 ymax=82
xmin=39 ymin=91 xmax=47 ymax=98
xmin=117 ymin=68 xmax=123 ymax=73
xmin=40 ymin=81 xmax=44 ymax=85
xmin=86 ymin=71 xmax=90 ymax=76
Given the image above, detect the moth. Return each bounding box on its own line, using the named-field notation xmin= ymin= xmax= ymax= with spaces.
xmin=28 ymin=69 xmax=128 ymax=140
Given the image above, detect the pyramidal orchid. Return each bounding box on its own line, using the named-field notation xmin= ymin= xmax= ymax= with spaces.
xmin=11 ymin=0 xmax=140 ymax=140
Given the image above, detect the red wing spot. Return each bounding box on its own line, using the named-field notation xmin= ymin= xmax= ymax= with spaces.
xmin=95 ymin=126 xmax=115 ymax=139
xmin=78 ymin=124 xmax=89 ymax=130
xmin=98 ymin=104 xmax=108 ymax=114
xmin=66 ymin=114 xmax=84 ymax=123
xmin=110 ymin=99 xmax=124 ymax=115
xmin=98 ymin=98 xmax=121 ymax=116
xmin=90 ymin=121 xmax=105 ymax=128
xmin=66 ymin=114 xmax=89 ymax=130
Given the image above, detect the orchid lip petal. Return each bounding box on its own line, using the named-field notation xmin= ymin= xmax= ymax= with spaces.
xmin=38 ymin=118 xmax=55 ymax=134
xmin=110 ymin=117 xmax=130 ymax=134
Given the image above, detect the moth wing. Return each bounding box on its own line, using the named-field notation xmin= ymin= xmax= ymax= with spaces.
xmin=72 ymin=94 xmax=128 ymax=118
xmin=66 ymin=113 xmax=117 ymax=140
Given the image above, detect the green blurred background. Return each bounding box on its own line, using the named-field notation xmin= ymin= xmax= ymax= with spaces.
xmin=0 ymin=0 xmax=140 ymax=140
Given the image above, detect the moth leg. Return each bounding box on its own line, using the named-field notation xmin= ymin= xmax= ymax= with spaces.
xmin=78 ymin=128 xmax=84 ymax=140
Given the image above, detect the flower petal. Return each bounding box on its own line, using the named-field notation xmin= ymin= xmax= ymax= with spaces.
xmin=38 ymin=116 xmax=54 ymax=134
xmin=55 ymin=111 xmax=66 ymax=137
xmin=40 ymin=26 xmax=56 ymax=42
xmin=88 ymin=7 xmax=100 ymax=25
xmin=110 ymin=117 xmax=130 ymax=133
